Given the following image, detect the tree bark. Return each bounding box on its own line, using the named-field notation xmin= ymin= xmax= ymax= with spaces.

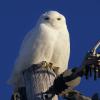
xmin=23 ymin=64 xmax=58 ymax=100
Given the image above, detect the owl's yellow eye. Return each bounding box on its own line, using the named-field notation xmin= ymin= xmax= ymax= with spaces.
xmin=44 ymin=17 xmax=50 ymax=20
xmin=57 ymin=18 xmax=61 ymax=20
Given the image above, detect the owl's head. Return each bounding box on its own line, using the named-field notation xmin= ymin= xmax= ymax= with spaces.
xmin=37 ymin=11 xmax=67 ymax=30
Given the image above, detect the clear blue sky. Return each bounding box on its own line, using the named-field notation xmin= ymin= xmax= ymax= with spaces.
xmin=0 ymin=0 xmax=100 ymax=100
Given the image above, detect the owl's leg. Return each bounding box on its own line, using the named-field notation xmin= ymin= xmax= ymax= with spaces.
xmin=40 ymin=61 xmax=48 ymax=67
xmin=47 ymin=62 xmax=59 ymax=75
xmin=48 ymin=62 xmax=53 ymax=69
xmin=40 ymin=61 xmax=54 ymax=69
xmin=40 ymin=61 xmax=59 ymax=75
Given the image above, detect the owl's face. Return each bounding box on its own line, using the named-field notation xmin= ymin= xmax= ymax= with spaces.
xmin=37 ymin=11 xmax=67 ymax=30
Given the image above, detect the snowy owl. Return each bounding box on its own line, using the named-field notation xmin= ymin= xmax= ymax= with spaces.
xmin=8 ymin=11 xmax=70 ymax=88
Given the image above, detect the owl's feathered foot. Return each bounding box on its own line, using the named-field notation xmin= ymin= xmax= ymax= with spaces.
xmin=48 ymin=62 xmax=59 ymax=74
xmin=40 ymin=61 xmax=54 ymax=69
xmin=40 ymin=61 xmax=48 ymax=67
xmin=40 ymin=61 xmax=59 ymax=74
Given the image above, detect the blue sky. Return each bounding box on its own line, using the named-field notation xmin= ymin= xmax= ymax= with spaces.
xmin=0 ymin=0 xmax=100 ymax=100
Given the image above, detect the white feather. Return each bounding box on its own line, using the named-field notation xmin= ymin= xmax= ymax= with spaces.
xmin=8 ymin=11 xmax=70 ymax=88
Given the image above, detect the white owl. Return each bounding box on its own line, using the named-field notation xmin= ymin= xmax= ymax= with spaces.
xmin=8 ymin=11 xmax=70 ymax=88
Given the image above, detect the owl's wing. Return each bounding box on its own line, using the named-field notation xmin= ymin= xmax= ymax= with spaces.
xmin=19 ymin=29 xmax=35 ymax=53
xmin=8 ymin=29 xmax=35 ymax=84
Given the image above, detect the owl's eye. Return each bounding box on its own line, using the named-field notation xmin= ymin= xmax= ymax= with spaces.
xmin=44 ymin=17 xmax=50 ymax=20
xmin=57 ymin=18 xmax=61 ymax=20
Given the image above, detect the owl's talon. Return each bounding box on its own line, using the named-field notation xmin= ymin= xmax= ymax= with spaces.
xmin=41 ymin=61 xmax=48 ymax=67
xmin=48 ymin=62 xmax=53 ymax=69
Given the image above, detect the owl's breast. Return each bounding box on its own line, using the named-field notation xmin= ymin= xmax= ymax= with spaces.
xmin=50 ymin=31 xmax=70 ymax=74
